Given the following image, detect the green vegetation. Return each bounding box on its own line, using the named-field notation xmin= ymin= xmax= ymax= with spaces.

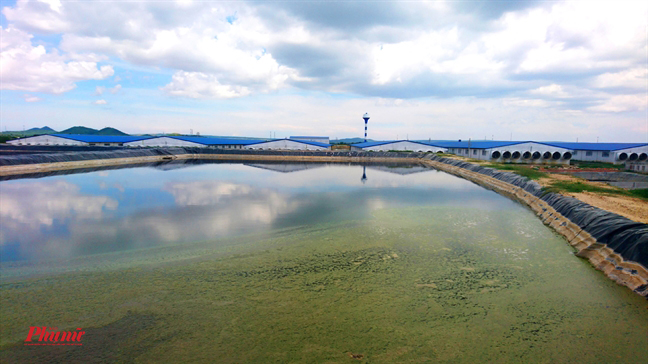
xmin=58 ymin=126 xmax=129 ymax=136
xmin=95 ymin=127 xmax=128 ymax=136
xmin=571 ymin=160 xmax=626 ymax=170
xmin=0 ymin=135 xmax=19 ymax=143
xmin=482 ymin=163 xmax=548 ymax=180
xmin=59 ymin=126 xmax=99 ymax=134
xmin=0 ymin=126 xmax=56 ymax=137
xmin=544 ymin=180 xmax=648 ymax=200
xmin=335 ymin=137 xmax=373 ymax=144
xmin=2 ymin=206 xmax=647 ymax=362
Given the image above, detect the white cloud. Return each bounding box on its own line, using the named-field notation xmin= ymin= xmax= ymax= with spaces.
xmin=588 ymin=94 xmax=647 ymax=113
xmin=0 ymin=26 xmax=114 ymax=94
xmin=1 ymin=0 xmax=647 ymax=140
xmin=23 ymin=94 xmax=42 ymax=102
xmin=529 ymin=84 xmax=569 ymax=98
xmin=95 ymin=84 xmax=121 ymax=96
xmin=592 ymin=68 xmax=648 ymax=90
xmin=93 ymin=99 xmax=107 ymax=105
xmin=162 ymin=71 xmax=251 ymax=99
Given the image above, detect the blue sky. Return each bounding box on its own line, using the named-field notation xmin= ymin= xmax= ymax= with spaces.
xmin=1 ymin=0 xmax=647 ymax=142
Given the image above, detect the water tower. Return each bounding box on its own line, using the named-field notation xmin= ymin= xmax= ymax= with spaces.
xmin=363 ymin=113 xmax=370 ymax=142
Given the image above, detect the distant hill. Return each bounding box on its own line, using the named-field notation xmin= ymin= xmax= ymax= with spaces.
xmin=1 ymin=126 xmax=57 ymax=137
xmin=59 ymin=126 xmax=99 ymax=135
xmin=27 ymin=126 xmax=55 ymax=133
xmin=95 ymin=127 xmax=128 ymax=136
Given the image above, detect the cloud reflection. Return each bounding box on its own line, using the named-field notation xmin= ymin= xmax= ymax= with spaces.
xmin=0 ymin=181 xmax=118 ymax=260
xmin=0 ymin=165 xmax=513 ymax=264
xmin=17 ymin=181 xmax=302 ymax=260
xmin=0 ymin=181 xmax=117 ymax=228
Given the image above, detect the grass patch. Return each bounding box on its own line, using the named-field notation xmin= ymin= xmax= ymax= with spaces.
xmin=543 ymin=181 xmax=648 ymax=201
xmin=482 ymin=163 xmax=548 ymax=180
xmin=571 ymin=161 xmax=625 ymax=170
xmin=628 ymin=188 xmax=648 ymax=199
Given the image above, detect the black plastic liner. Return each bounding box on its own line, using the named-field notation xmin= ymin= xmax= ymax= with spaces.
xmin=0 ymin=158 xmax=426 ymax=182
xmin=0 ymin=148 xmax=176 ymax=166
xmin=423 ymin=154 xmax=648 ymax=269
xmin=0 ymin=147 xmax=426 ymax=166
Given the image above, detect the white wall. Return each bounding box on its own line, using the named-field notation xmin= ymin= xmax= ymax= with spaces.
xmin=290 ymin=137 xmax=330 ymax=144
xmin=451 ymin=142 xmax=572 ymax=164
xmin=246 ymin=139 xmax=328 ymax=150
xmin=571 ymin=150 xmax=615 ymax=163
xmin=125 ymin=137 xmax=202 ymax=147
xmin=363 ymin=141 xmax=446 ymax=153
xmin=571 ymin=146 xmax=648 ymax=164
xmin=626 ymin=162 xmax=648 ymax=173
xmin=7 ymin=135 xmax=86 ymax=146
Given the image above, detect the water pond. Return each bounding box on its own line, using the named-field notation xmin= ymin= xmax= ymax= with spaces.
xmin=1 ymin=161 xmax=646 ymax=362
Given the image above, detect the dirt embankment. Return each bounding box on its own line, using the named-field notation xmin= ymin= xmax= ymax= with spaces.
xmin=536 ymin=173 xmax=648 ymax=224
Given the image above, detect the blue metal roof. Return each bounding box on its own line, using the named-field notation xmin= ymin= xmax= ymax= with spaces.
xmin=353 ymin=140 xmax=440 ymax=148
xmin=53 ymin=134 xmax=152 ymax=143
xmin=167 ymin=136 xmax=262 ymax=146
xmin=289 ymin=136 xmax=329 ymax=139
xmin=247 ymin=138 xmax=330 ymax=148
xmin=359 ymin=139 xmax=648 ymax=151
xmin=536 ymin=142 xmax=648 ymax=151
xmin=417 ymin=140 xmax=530 ymax=149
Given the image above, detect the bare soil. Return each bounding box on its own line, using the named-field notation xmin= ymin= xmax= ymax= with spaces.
xmin=567 ymin=192 xmax=648 ymax=224
xmin=535 ymin=173 xmax=647 ymax=223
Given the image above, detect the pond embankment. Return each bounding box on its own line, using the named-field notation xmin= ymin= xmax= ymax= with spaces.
xmin=0 ymin=148 xmax=419 ymax=176
xmin=0 ymin=147 xmax=646 ymax=297
xmin=421 ymin=154 xmax=647 ymax=297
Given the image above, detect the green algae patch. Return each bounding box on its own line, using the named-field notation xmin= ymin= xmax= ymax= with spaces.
xmin=2 ymin=206 xmax=647 ymax=363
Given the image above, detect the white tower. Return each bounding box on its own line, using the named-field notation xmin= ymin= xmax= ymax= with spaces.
xmin=363 ymin=113 xmax=370 ymax=142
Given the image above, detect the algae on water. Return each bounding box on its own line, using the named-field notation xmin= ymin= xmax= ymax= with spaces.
xmin=2 ymin=206 xmax=647 ymax=363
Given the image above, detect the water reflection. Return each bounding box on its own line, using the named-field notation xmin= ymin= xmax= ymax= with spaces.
xmin=0 ymin=181 xmax=118 ymax=261
xmin=0 ymin=162 xmax=514 ymax=263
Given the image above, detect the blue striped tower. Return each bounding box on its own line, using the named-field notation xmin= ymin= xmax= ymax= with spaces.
xmin=363 ymin=113 xmax=370 ymax=142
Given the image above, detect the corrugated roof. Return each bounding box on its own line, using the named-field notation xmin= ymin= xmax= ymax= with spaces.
xmin=353 ymin=140 xmax=441 ymax=148
xmin=53 ymin=134 xmax=152 ymax=143
xmin=417 ymin=140 xmax=529 ymax=149
xmin=167 ymin=136 xmax=262 ymax=145
xmin=247 ymin=138 xmax=330 ymax=148
xmin=537 ymin=142 xmax=648 ymax=151
xmin=289 ymin=136 xmax=329 ymax=139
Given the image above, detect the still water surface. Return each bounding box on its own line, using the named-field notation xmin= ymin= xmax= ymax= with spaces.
xmin=0 ymin=162 xmax=509 ymax=265
xmin=1 ymin=161 xmax=646 ymax=362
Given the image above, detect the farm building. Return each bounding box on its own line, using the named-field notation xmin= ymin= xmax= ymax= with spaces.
xmin=351 ymin=140 xmax=447 ymax=153
xmin=7 ymin=134 xmax=152 ymax=146
xmin=541 ymin=142 xmax=648 ymax=164
xmin=245 ymin=139 xmax=330 ymax=151
xmin=425 ymin=140 xmax=574 ymax=164
xmin=124 ymin=136 xmax=259 ymax=149
xmin=289 ymin=136 xmax=330 ymax=144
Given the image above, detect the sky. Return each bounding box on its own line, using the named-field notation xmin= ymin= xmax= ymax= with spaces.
xmin=1 ymin=0 xmax=647 ymax=142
